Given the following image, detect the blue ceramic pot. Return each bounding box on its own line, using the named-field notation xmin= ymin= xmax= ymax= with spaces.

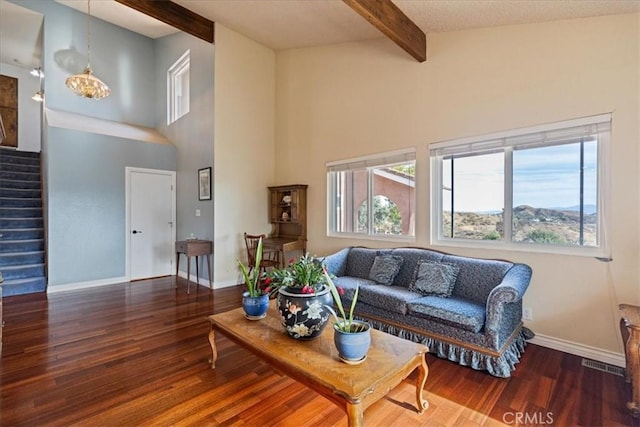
xmin=242 ymin=292 xmax=269 ymax=319
xmin=277 ymin=286 xmax=332 ymax=340
xmin=333 ymin=321 xmax=371 ymax=364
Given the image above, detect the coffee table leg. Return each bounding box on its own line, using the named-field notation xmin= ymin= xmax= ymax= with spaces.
xmin=415 ymin=353 xmax=429 ymax=413
xmin=345 ymin=402 xmax=364 ymax=427
xmin=208 ymin=326 xmax=218 ymax=369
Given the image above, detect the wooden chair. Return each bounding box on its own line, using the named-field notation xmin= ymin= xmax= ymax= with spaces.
xmin=243 ymin=233 xmax=280 ymax=275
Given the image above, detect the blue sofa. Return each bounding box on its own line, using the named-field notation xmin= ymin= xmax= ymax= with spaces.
xmin=322 ymin=247 xmax=533 ymax=377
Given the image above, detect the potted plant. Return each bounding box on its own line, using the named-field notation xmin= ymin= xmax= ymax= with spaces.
xmin=267 ymin=253 xmax=333 ymax=340
xmin=323 ymin=269 xmax=371 ymax=364
xmin=237 ymin=237 xmax=270 ymax=320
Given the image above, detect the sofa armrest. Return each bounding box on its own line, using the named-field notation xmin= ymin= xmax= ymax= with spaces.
xmin=319 ymin=247 xmax=351 ymax=277
xmin=485 ymin=263 xmax=532 ymax=334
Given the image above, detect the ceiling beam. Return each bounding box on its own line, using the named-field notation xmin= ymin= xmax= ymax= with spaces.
xmin=114 ymin=0 xmax=214 ymax=44
xmin=342 ymin=0 xmax=426 ymax=62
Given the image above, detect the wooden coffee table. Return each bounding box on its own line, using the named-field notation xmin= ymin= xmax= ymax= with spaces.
xmin=207 ymin=303 xmax=429 ymax=427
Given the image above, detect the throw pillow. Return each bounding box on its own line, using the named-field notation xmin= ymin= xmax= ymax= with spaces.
xmin=409 ymin=261 xmax=460 ymax=297
xmin=368 ymin=255 xmax=404 ymax=285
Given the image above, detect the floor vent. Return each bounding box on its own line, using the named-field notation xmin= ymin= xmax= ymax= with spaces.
xmin=581 ymin=358 xmax=625 ymax=377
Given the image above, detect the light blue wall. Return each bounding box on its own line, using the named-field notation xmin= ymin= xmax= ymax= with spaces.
xmin=11 ymin=0 xmax=180 ymax=287
xmin=12 ymin=0 xmax=156 ymax=127
xmin=155 ymin=32 xmax=215 ymax=280
xmin=47 ymin=128 xmax=175 ymax=286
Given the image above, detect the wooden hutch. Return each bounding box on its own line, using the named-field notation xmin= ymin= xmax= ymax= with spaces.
xmin=264 ymin=185 xmax=308 ymax=266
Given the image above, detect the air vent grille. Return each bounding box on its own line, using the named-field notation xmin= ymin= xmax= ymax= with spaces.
xmin=581 ymin=358 xmax=625 ymax=377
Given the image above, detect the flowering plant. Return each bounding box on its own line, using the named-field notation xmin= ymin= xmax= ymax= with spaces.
xmin=267 ymin=253 xmax=328 ymax=295
xmin=323 ymin=269 xmax=366 ymax=333
xmin=237 ymin=237 xmax=270 ymax=297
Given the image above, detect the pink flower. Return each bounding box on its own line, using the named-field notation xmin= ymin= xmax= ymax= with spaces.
xmin=264 ymin=287 xmax=271 ymax=294
xmin=338 ymin=287 xmax=345 ymax=296
xmin=301 ymin=285 xmax=314 ymax=294
xmin=289 ymin=258 xmax=295 ymax=265
xmin=262 ymin=277 xmax=272 ymax=285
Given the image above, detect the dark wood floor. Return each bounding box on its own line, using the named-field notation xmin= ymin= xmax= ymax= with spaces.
xmin=0 ymin=276 xmax=637 ymax=426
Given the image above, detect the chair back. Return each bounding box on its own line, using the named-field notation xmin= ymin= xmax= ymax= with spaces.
xmin=244 ymin=233 xmax=267 ymax=266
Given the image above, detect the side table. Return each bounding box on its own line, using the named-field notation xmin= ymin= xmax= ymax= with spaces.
xmin=620 ymin=303 xmax=640 ymax=417
xmin=175 ymin=239 xmax=213 ymax=294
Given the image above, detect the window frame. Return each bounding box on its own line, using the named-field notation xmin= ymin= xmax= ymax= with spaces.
xmin=327 ymin=148 xmax=417 ymax=242
xmin=430 ymin=114 xmax=611 ymax=258
xmin=167 ymin=50 xmax=190 ymax=125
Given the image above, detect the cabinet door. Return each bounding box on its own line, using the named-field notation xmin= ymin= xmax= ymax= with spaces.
xmin=289 ymin=190 xmax=299 ymax=222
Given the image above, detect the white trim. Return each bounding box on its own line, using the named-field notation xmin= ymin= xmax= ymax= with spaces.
xmin=47 ymin=276 xmax=128 ymax=293
xmin=429 ymin=113 xmax=612 ymax=151
xmin=45 ymin=108 xmax=172 ymax=145
xmin=125 ymin=167 xmax=177 ymax=281
xmin=326 ymin=147 xmax=416 ymax=168
xmin=529 ymin=333 xmax=625 ymax=367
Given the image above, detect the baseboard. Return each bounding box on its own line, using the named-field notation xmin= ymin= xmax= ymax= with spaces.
xmin=530 ymin=333 xmax=625 ymax=368
xmin=176 ymin=271 xmax=239 ymax=289
xmin=47 ymin=276 xmax=128 ymax=293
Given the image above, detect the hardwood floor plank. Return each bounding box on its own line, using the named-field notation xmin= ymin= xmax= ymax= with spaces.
xmin=0 ymin=278 xmax=637 ymax=426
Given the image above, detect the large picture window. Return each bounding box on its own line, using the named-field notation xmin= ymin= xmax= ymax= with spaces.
xmin=431 ymin=114 xmax=611 ymax=256
xmin=327 ymin=149 xmax=416 ymax=239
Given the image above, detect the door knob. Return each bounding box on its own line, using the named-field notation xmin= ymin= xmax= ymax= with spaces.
xmin=132 ymin=230 xmax=142 ymax=234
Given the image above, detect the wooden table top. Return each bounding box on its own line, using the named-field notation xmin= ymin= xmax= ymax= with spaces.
xmin=208 ymin=302 xmax=429 ymax=403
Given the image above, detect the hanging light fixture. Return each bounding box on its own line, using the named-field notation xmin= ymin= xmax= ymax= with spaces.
xmin=65 ymin=0 xmax=110 ymax=100
xmin=32 ymin=91 xmax=44 ymax=102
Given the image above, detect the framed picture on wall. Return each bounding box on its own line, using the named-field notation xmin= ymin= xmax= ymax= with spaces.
xmin=198 ymin=167 xmax=212 ymax=201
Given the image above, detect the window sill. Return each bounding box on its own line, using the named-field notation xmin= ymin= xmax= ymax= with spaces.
xmin=431 ymin=238 xmax=611 ymax=260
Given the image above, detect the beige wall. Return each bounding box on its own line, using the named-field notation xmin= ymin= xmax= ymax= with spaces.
xmin=274 ymin=14 xmax=640 ymax=356
xmin=214 ymin=24 xmax=276 ymax=286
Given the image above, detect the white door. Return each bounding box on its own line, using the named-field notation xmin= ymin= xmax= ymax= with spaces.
xmin=127 ymin=168 xmax=176 ymax=281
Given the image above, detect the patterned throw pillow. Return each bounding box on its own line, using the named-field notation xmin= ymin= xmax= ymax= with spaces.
xmin=409 ymin=261 xmax=460 ymax=297
xmin=368 ymin=255 xmax=404 ymax=285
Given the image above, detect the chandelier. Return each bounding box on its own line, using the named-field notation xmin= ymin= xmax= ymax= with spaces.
xmin=65 ymin=0 xmax=110 ymax=100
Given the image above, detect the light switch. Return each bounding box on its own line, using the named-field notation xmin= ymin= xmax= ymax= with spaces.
xmin=195 ymin=209 xmax=201 ymax=217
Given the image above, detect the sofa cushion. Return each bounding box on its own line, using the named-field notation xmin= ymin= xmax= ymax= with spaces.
xmin=390 ymin=248 xmax=445 ymax=288
xmin=409 ymin=261 xmax=459 ymax=297
xmin=357 ymin=284 xmax=423 ymax=315
xmin=332 ymin=276 xmax=377 ymax=300
xmin=369 ymin=255 xmax=403 ymax=285
xmin=345 ymin=248 xmax=385 ymax=279
xmin=441 ymin=255 xmax=513 ymax=304
xmin=407 ymin=296 xmax=486 ymax=333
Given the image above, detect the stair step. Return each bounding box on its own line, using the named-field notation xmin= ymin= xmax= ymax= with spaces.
xmin=0 ymin=163 xmax=39 ymax=174
xmin=0 ymin=276 xmax=46 ymax=296
xmin=0 ymin=228 xmax=44 ymax=240
xmin=0 ymin=251 xmax=45 ymax=266
xmin=0 ymin=148 xmax=40 ymax=159
xmin=0 ymin=239 xmax=44 ymax=252
xmin=0 ymin=188 xmax=41 ymax=198
xmin=0 ymin=179 xmax=41 ymax=190
xmin=0 ymin=218 xmax=43 ymax=229
xmin=0 ymin=207 xmax=43 ymax=218
xmin=0 ymin=197 xmax=42 ymax=208
xmin=0 ymin=263 xmax=45 ymax=280
xmin=0 ymin=171 xmax=40 ymax=182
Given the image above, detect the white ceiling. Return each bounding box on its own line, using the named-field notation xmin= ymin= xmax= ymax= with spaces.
xmin=2 ymin=0 xmax=639 ymax=69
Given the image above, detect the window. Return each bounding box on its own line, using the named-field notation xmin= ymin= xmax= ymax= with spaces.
xmin=327 ymin=149 xmax=416 ymax=239
xmin=167 ymin=50 xmax=190 ymax=125
xmin=430 ymin=114 xmax=611 ymax=256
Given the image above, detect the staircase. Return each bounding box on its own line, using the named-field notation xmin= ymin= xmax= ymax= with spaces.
xmin=0 ymin=148 xmax=46 ymax=296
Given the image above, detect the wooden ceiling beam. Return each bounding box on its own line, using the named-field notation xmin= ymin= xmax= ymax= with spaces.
xmin=114 ymin=0 xmax=214 ymax=44
xmin=342 ymin=0 xmax=426 ymax=62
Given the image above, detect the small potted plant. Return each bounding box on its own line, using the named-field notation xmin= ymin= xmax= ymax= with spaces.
xmin=237 ymin=237 xmax=270 ymax=320
xmin=323 ymin=269 xmax=370 ymax=364
xmin=267 ymin=254 xmax=333 ymax=340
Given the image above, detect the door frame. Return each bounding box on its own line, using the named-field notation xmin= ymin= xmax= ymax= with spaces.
xmin=125 ymin=167 xmax=177 ymax=281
